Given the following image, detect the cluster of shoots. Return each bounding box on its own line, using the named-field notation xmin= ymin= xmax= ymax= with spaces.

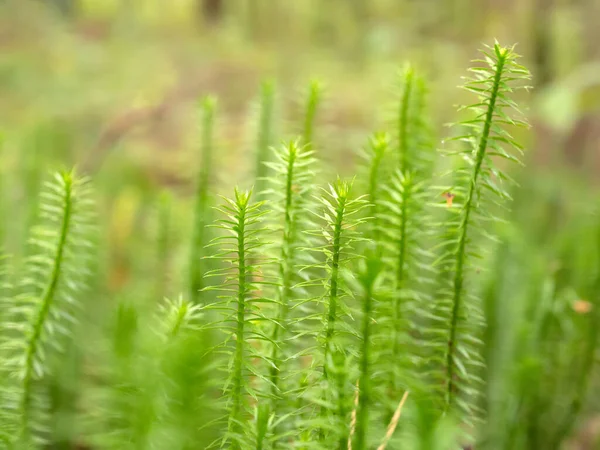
xmin=0 ymin=42 xmax=599 ymax=450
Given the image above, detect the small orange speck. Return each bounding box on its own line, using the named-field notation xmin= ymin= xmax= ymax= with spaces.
xmin=442 ymin=192 xmax=456 ymax=207
xmin=573 ymin=300 xmax=592 ymax=314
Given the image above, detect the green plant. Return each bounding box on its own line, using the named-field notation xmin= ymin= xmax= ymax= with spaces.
xmin=203 ymin=188 xmax=271 ymax=449
xmin=350 ymin=250 xmax=383 ymax=450
xmin=429 ymin=42 xmax=531 ymax=423
xmin=0 ymin=170 xmax=94 ymax=446
xmin=259 ymin=140 xmax=317 ymax=441
xmin=253 ymin=80 xmax=277 ymax=199
xmin=2 ymin=41 xmax=599 ymax=450
xmin=305 ymin=178 xmax=369 ymax=448
xmin=189 ymin=96 xmax=218 ymax=304
xmin=300 ymin=80 xmax=323 ymax=151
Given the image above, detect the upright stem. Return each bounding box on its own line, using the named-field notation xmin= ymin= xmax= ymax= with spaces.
xmin=367 ymin=135 xmax=387 ymax=247
xmin=302 ymin=81 xmax=321 ymax=151
xmin=392 ymin=176 xmax=410 ymax=385
xmin=229 ymin=197 xmax=248 ymax=449
xmin=267 ymin=146 xmax=298 ymax=448
xmin=190 ymin=98 xmax=216 ymax=303
xmin=398 ymin=68 xmax=414 ymax=172
xmin=19 ymin=173 xmax=74 ymax=441
xmin=320 ymin=192 xmax=347 ymax=448
xmin=445 ymin=52 xmax=506 ymax=409
xmin=354 ymin=281 xmax=374 ymax=450
xmin=323 ymin=197 xmax=345 ymax=375
xmin=254 ymin=81 xmax=275 ymax=199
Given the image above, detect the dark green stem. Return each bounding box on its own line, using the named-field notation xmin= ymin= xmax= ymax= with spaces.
xmin=445 ymin=52 xmax=506 ymax=409
xmin=320 ymin=190 xmax=347 ymax=447
xmin=229 ymin=196 xmax=248 ymax=449
xmin=392 ymin=176 xmax=410 ymax=384
xmin=323 ymin=197 xmax=345 ymax=375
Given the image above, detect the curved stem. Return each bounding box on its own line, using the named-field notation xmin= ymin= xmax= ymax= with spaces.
xmin=320 ymin=190 xmax=347 ymax=448
xmin=19 ymin=173 xmax=74 ymax=440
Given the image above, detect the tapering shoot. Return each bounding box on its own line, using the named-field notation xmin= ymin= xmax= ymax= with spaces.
xmin=204 ymin=188 xmax=271 ymax=449
xmin=435 ymin=42 xmax=531 ymax=418
xmin=1 ymin=170 xmax=94 ymax=446
xmin=189 ymin=96 xmax=217 ymax=303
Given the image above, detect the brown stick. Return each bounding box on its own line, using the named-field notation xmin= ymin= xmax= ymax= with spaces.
xmin=347 ymin=380 xmax=360 ymax=450
xmin=377 ymin=391 xmax=410 ymax=450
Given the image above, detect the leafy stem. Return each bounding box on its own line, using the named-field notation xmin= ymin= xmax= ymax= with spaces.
xmin=398 ymin=65 xmax=414 ymax=171
xmin=445 ymin=47 xmax=507 ymax=409
xmin=190 ymin=96 xmax=216 ymax=303
xmin=353 ymin=256 xmax=381 ymax=450
xmin=229 ymin=190 xmax=250 ymax=448
xmin=19 ymin=171 xmax=75 ymax=439
xmin=268 ymin=142 xmax=297 ymax=398
xmin=323 ymin=186 xmax=346 ymax=376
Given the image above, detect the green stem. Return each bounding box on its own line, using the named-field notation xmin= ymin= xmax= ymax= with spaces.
xmin=269 ymin=147 xmax=296 ymax=385
xmin=367 ymin=135 xmax=386 ymax=246
xmin=254 ymin=81 xmax=275 ymax=199
xmin=445 ymin=52 xmax=506 ymax=409
xmin=398 ymin=67 xmax=414 ymax=172
xmin=354 ymin=281 xmax=374 ymax=450
xmin=19 ymin=173 xmax=74 ymax=441
xmin=302 ymin=81 xmax=321 ymax=151
xmin=190 ymin=97 xmax=216 ymax=303
xmin=229 ymin=195 xmax=248 ymax=449
xmin=392 ymin=175 xmax=410 ymax=384
xmin=267 ymin=145 xmax=298 ymax=447
xmin=335 ymin=354 xmax=349 ymax=450
xmin=323 ymin=197 xmax=345 ymax=375
xmin=320 ymin=190 xmax=347 ymax=447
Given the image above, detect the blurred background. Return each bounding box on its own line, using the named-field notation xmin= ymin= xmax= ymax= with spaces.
xmin=1 ymin=1 xmax=598 ymax=243
xmin=1 ymin=0 xmax=599 ymax=177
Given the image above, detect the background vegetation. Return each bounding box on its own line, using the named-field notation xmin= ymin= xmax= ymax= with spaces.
xmin=0 ymin=0 xmax=599 ymax=448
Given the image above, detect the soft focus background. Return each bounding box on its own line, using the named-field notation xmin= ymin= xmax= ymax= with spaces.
xmin=1 ymin=0 xmax=600 ymax=447
xmin=2 ymin=0 xmax=598 ymax=289
xmin=2 ymin=0 xmax=599 ymax=177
